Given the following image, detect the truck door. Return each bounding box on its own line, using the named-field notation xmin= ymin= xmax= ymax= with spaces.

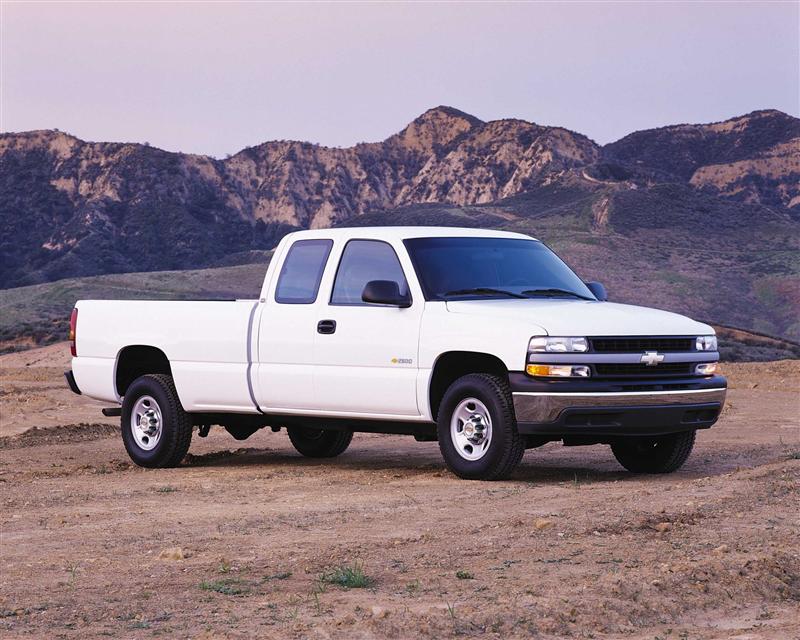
xmin=311 ymin=239 xmax=423 ymax=416
xmin=255 ymin=238 xmax=333 ymax=410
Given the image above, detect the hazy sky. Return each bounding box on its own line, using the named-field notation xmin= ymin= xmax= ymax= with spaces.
xmin=2 ymin=1 xmax=798 ymax=157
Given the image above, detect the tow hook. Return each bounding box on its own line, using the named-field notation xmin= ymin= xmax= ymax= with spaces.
xmin=198 ymin=424 xmax=211 ymax=438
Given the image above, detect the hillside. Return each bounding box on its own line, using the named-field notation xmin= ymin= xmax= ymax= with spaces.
xmin=1 ymin=107 xmax=799 ymax=345
xmin=2 ymin=259 xmax=798 ymax=362
xmin=603 ymin=109 xmax=800 ymax=209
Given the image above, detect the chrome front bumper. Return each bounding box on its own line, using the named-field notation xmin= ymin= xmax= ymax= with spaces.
xmin=513 ymin=387 xmax=727 ymax=424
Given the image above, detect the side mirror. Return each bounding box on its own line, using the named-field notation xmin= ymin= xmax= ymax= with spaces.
xmin=362 ymin=280 xmax=411 ymax=307
xmin=585 ymin=281 xmax=607 ymax=301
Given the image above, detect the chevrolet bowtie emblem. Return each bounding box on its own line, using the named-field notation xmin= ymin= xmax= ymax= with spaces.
xmin=640 ymin=351 xmax=665 ymax=366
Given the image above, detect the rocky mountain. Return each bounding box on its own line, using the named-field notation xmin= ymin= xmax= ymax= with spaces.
xmin=1 ymin=107 xmax=799 ymax=342
xmin=603 ymin=109 xmax=800 ymax=209
xmin=0 ymin=106 xmax=604 ymax=286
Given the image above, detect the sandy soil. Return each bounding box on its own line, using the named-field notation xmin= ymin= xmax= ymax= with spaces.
xmin=0 ymin=344 xmax=107 ymax=438
xmin=1 ymin=344 xmax=799 ymax=639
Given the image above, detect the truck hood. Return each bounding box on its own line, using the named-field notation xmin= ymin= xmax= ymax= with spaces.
xmin=444 ymin=299 xmax=713 ymax=337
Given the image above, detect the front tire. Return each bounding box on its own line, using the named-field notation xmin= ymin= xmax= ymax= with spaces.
xmin=437 ymin=373 xmax=524 ymax=480
xmin=287 ymin=427 xmax=353 ymax=458
xmin=611 ymin=430 xmax=696 ymax=474
xmin=121 ymin=374 xmax=193 ymax=468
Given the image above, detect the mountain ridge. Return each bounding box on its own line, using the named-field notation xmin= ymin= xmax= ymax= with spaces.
xmin=9 ymin=106 xmax=792 ymax=157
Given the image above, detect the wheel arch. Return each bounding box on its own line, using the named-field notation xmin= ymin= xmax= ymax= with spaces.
xmin=115 ymin=345 xmax=173 ymax=397
xmin=428 ymin=351 xmax=509 ymax=421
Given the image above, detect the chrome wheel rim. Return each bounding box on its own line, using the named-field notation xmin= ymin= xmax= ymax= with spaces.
xmin=130 ymin=395 xmax=162 ymax=451
xmin=450 ymin=397 xmax=492 ymax=461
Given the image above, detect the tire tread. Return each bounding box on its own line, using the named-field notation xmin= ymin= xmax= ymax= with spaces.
xmin=122 ymin=374 xmax=192 ymax=468
xmin=438 ymin=373 xmax=524 ymax=481
xmin=611 ymin=430 xmax=695 ymax=474
xmin=287 ymin=428 xmax=353 ymax=458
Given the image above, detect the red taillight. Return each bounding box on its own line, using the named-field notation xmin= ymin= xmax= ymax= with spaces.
xmin=69 ymin=308 xmax=78 ymax=357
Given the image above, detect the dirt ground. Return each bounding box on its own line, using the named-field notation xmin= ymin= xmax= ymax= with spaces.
xmin=1 ymin=344 xmax=799 ymax=639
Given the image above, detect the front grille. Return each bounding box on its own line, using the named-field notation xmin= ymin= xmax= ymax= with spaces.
xmin=593 ymin=362 xmax=693 ymax=377
xmin=590 ymin=337 xmax=694 ymax=353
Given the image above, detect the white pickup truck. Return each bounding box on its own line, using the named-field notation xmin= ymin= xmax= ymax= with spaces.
xmin=66 ymin=227 xmax=727 ymax=480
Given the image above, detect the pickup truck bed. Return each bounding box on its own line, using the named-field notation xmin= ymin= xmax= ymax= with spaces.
xmin=73 ymin=299 xmax=259 ymax=412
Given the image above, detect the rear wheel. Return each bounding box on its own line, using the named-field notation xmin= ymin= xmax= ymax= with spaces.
xmin=437 ymin=373 xmax=524 ymax=480
xmin=611 ymin=430 xmax=696 ymax=473
xmin=121 ymin=374 xmax=192 ymax=468
xmin=287 ymin=427 xmax=353 ymax=458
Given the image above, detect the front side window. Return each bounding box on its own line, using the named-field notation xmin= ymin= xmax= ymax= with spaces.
xmin=404 ymin=237 xmax=595 ymax=301
xmin=274 ymin=239 xmax=333 ymax=304
xmin=331 ymin=240 xmax=409 ymax=305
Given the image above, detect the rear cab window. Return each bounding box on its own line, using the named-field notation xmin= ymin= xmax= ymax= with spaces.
xmin=274 ymin=239 xmax=333 ymax=304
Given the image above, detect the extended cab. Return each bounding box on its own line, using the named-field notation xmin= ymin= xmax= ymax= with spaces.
xmin=66 ymin=227 xmax=727 ymax=480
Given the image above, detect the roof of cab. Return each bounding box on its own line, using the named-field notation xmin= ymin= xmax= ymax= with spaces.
xmin=282 ymin=226 xmax=538 ymax=242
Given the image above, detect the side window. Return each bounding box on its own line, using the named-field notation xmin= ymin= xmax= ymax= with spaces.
xmin=331 ymin=240 xmax=409 ymax=305
xmin=274 ymin=239 xmax=333 ymax=304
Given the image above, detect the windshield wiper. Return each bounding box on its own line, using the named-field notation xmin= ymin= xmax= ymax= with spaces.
xmin=521 ymin=288 xmax=594 ymax=301
xmin=443 ymin=287 xmax=528 ymax=299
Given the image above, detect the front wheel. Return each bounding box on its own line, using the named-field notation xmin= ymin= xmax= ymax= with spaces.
xmin=610 ymin=430 xmax=696 ymax=474
xmin=287 ymin=427 xmax=353 ymax=458
xmin=121 ymin=374 xmax=193 ymax=468
xmin=437 ymin=373 xmax=525 ymax=480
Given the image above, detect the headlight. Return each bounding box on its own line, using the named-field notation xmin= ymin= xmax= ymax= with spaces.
xmin=696 ymin=335 xmax=718 ymax=352
xmin=526 ymin=364 xmax=591 ymax=378
xmin=695 ymin=362 xmax=719 ymax=376
xmin=529 ymin=336 xmax=589 ymax=353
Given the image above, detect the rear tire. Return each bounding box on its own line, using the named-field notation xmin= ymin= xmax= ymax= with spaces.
xmin=611 ymin=430 xmax=696 ymax=474
xmin=287 ymin=427 xmax=353 ymax=458
xmin=121 ymin=374 xmax=193 ymax=468
xmin=437 ymin=373 xmax=524 ymax=480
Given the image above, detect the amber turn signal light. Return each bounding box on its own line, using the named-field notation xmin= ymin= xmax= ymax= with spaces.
xmin=526 ymin=364 xmax=591 ymax=378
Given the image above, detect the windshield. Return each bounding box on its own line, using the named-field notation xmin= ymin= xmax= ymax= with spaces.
xmin=403 ymin=237 xmax=595 ymax=301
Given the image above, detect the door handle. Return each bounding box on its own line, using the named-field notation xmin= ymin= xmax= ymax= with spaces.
xmin=317 ymin=319 xmax=337 ymax=334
